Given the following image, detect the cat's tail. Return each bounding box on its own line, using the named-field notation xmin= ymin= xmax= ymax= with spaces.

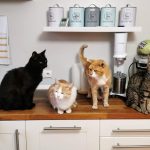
xmin=79 ymin=44 xmax=88 ymax=66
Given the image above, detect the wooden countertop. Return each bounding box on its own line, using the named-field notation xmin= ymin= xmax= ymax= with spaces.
xmin=0 ymin=94 xmax=150 ymax=120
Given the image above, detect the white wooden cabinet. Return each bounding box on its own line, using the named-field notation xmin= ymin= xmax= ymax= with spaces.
xmin=99 ymin=119 xmax=150 ymax=150
xmin=1 ymin=119 xmax=150 ymax=150
xmin=26 ymin=120 xmax=99 ymax=150
xmin=0 ymin=121 xmax=26 ymax=150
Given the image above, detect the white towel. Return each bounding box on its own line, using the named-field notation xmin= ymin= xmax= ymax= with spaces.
xmin=0 ymin=16 xmax=10 ymax=65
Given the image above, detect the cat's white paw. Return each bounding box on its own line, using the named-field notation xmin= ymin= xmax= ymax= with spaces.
xmin=57 ymin=109 xmax=64 ymax=114
xmin=92 ymin=105 xmax=98 ymax=109
xmin=66 ymin=108 xmax=72 ymax=113
xmin=104 ymin=102 xmax=109 ymax=107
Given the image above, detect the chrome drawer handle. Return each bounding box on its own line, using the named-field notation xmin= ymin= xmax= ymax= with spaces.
xmin=113 ymin=143 xmax=150 ymax=148
xmin=15 ymin=129 xmax=20 ymax=150
xmin=43 ymin=126 xmax=81 ymax=131
xmin=112 ymin=128 xmax=150 ymax=132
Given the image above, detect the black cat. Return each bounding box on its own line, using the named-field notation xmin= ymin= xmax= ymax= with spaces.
xmin=0 ymin=50 xmax=47 ymax=110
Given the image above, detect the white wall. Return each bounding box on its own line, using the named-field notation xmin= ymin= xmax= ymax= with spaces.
xmin=0 ymin=0 xmax=150 ymax=86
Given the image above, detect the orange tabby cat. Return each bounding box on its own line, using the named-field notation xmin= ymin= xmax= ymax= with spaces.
xmin=48 ymin=80 xmax=77 ymax=114
xmin=79 ymin=44 xmax=112 ymax=109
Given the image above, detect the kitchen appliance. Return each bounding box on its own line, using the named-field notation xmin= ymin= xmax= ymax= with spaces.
xmin=134 ymin=55 xmax=148 ymax=70
xmin=112 ymin=71 xmax=127 ymax=94
xmin=112 ymin=33 xmax=128 ymax=96
xmin=134 ymin=40 xmax=150 ymax=70
xmin=114 ymin=33 xmax=127 ymax=70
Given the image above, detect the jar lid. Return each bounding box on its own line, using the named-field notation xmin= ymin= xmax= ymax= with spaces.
xmin=113 ymin=71 xmax=127 ymax=78
xmin=122 ymin=4 xmax=136 ymax=9
xmin=70 ymin=4 xmax=84 ymax=8
xmin=49 ymin=4 xmax=64 ymax=8
xmin=102 ymin=4 xmax=116 ymax=9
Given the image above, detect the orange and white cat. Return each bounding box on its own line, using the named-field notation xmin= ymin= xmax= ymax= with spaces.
xmin=48 ymin=80 xmax=77 ymax=114
xmin=79 ymin=44 xmax=112 ymax=109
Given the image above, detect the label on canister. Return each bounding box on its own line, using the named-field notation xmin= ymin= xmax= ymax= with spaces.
xmin=47 ymin=4 xmax=64 ymax=27
xmin=101 ymin=4 xmax=116 ymax=27
xmin=85 ymin=4 xmax=100 ymax=27
xmin=119 ymin=4 xmax=137 ymax=27
xmin=69 ymin=4 xmax=84 ymax=27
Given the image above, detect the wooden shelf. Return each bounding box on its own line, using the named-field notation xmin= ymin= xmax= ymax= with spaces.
xmin=43 ymin=26 xmax=142 ymax=33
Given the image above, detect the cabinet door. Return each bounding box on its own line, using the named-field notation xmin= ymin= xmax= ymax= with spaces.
xmin=100 ymin=137 xmax=150 ymax=150
xmin=100 ymin=119 xmax=150 ymax=137
xmin=26 ymin=120 xmax=99 ymax=150
xmin=0 ymin=121 xmax=26 ymax=150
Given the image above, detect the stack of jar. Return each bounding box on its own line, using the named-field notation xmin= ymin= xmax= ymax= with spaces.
xmin=47 ymin=4 xmax=137 ymax=27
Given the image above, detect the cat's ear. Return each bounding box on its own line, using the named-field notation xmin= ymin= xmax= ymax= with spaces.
xmin=32 ymin=51 xmax=37 ymax=57
xmin=101 ymin=62 xmax=105 ymax=68
xmin=99 ymin=60 xmax=105 ymax=68
xmin=41 ymin=50 xmax=46 ymax=55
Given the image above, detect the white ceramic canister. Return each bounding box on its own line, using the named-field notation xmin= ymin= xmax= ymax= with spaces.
xmin=119 ymin=4 xmax=137 ymax=27
xmin=47 ymin=4 xmax=64 ymax=27
xmin=69 ymin=4 xmax=84 ymax=27
xmin=85 ymin=4 xmax=100 ymax=27
xmin=101 ymin=4 xmax=116 ymax=27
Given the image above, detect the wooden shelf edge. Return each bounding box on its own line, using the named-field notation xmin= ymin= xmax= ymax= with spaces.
xmin=43 ymin=26 xmax=142 ymax=33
